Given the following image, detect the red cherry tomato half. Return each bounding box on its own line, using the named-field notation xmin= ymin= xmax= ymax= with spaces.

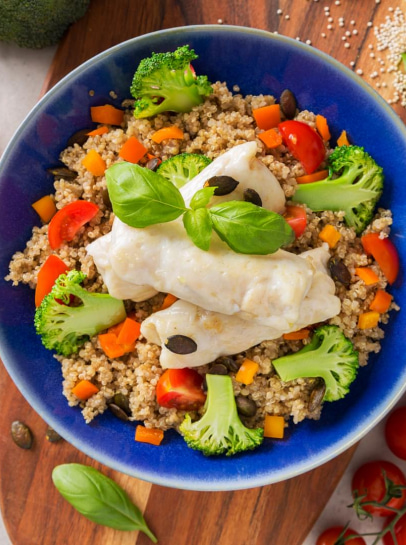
xmin=283 ymin=205 xmax=307 ymax=238
xmin=279 ymin=120 xmax=326 ymax=174
xmin=385 ymin=406 xmax=406 ymax=460
xmin=316 ymin=526 xmax=366 ymax=545
xmin=361 ymin=233 xmax=399 ymax=285
xmin=48 ymin=200 xmax=99 ymax=250
xmin=35 ymin=255 xmax=70 ymax=307
xmin=352 ymin=460 xmax=406 ymax=517
xmin=383 ymin=512 xmax=406 ymax=545
xmin=156 ymin=368 xmax=206 ymax=410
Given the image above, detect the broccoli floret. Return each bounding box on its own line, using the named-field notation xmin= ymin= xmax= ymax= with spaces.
xmin=272 ymin=325 xmax=359 ymax=402
xmin=0 ymin=0 xmax=90 ymax=49
xmin=292 ymin=145 xmax=384 ymax=234
xmin=34 ymin=270 xmax=126 ymax=356
xmin=156 ymin=153 xmax=212 ymax=188
xmin=130 ymin=45 xmax=213 ymax=118
xmin=179 ymin=374 xmax=264 ymax=456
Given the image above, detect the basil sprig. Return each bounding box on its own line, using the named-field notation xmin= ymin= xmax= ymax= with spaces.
xmin=52 ymin=464 xmax=157 ymax=542
xmin=106 ymin=162 xmax=294 ymax=254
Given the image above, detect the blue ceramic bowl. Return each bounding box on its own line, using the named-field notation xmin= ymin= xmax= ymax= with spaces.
xmin=1 ymin=26 xmax=405 ymax=491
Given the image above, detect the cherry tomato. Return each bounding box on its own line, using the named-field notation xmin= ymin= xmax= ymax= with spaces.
xmin=279 ymin=120 xmax=326 ymax=174
xmin=385 ymin=407 xmax=406 ymax=460
xmin=156 ymin=368 xmax=206 ymax=410
xmin=383 ymin=512 xmax=406 ymax=545
xmin=35 ymin=255 xmax=69 ymax=307
xmin=352 ymin=460 xmax=406 ymax=517
xmin=361 ymin=233 xmax=399 ymax=285
xmin=48 ymin=200 xmax=99 ymax=250
xmin=283 ymin=205 xmax=307 ymax=238
xmin=316 ymin=526 xmax=366 ymax=545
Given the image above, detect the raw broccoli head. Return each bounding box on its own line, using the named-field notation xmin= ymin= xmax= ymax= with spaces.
xmin=292 ymin=145 xmax=384 ymax=234
xmin=272 ymin=325 xmax=359 ymax=402
xmin=179 ymin=374 xmax=264 ymax=456
xmin=130 ymin=45 xmax=213 ymax=118
xmin=34 ymin=270 xmax=126 ymax=356
xmin=156 ymin=153 xmax=212 ymax=188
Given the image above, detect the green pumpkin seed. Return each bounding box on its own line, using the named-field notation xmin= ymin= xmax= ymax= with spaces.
xmin=11 ymin=421 xmax=33 ymax=449
xmin=308 ymin=379 xmax=326 ymax=412
xmin=46 ymin=166 xmax=78 ymax=180
xmin=243 ymin=188 xmax=262 ymax=207
xmin=46 ymin=426 xmax=63 ymax=443
xmin=67 ymin=128 xmax=92 ymax=147
xmin=113 ymin=393 xmax=131 ymax=415
xmin=235 ymin=395 xmax=257 ymax=417
xmin=328 ymin=257 xmax=351 ymax=287
xmin=108 ymin=403 xmax=130 ymax=421
xmin=280 ymin=89 xmax=297 ymax=119
xmin=165 ymin=335 xmax=198 ymax=354
xmin=204 ymin=175 xmax=239 ymax=196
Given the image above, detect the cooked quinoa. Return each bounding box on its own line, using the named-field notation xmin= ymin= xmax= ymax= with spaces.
xmin=6 ymin=81 xmax=398 ymax=430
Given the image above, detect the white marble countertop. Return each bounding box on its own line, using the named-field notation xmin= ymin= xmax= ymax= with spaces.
xmin=0 ymin=40 xmax=405 ymax=545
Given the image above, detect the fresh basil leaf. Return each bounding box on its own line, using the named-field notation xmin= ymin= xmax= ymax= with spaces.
xmin=52 ymin=464 xmax=157 ymax=542
xmin=189 ymin=186 xmax=216 ymax=210
xmin=106 ymin=162 xmax=186 ymax=228
xmin=183 ymin=208 xmax=213 ymax=251
xmin=209 ymin=201 xmax=295 ymax=254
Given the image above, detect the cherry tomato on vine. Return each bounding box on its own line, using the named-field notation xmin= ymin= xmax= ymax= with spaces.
xmin=279 ymin=120 xmax=326 ymax=174
xmin=352 ymin=460 xmax=406 ymax=517
xmin=385 ymin=406 xmax=406 ymax=460
xmin=316 ymin=526 xmax=366 ymax=545
xmin=156 ymin=368 xmax=206 ymax=410
xmin=48 ymin=200 xmax=99 ymax=250
xmin=383 ymin=512 xmax=406 ymax=545
xmin=283 ymin=205 xmax=307 ymax=238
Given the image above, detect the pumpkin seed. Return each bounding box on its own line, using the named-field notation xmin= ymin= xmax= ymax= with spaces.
xmin=46 ymin=426 xmax=63 ymax=443
xmin=67 ymin=128 xmax=92 ymax=147
xmin=46 ymin=166 xmax=78 ymax=181
xmin=328 ymin=257 xmax=351 ymax=287
xmin=113 ymin=393 xmax=131 ymax=415
xmin=243 ymin=188 xmax=262 ymax=207
xmin=280 ymin=89 xmax=297 ymax=119
xmin=204 ymin=175 xmax=239 ymax=196
xmin=208 ymin=363 xmax=229 ymax=376
xmin=165 ymin=335 xmax=198 ymax=354
xmin=146 ymin=157 xmax=161 ymax=171
xmin=308 ymin=379 xmax=326 ymax=412
xmin=11 ymin=421 xmax=33 ymax=449
xmin=235 ymin=395 xmax=257 ymax=417
xmin=108 ymin=403 xmax=129 ymax=422
xmin=215 ymin=356 xmax=240 ymax=373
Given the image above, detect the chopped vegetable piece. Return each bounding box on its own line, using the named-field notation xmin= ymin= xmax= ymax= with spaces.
xmin=369 ymin=290 xmax=393 ymax=313
xmin=296 ymin=170 xmax=329 ymax=184
xmin=116 ymin=317 xmax=141 ymax=345
xmin=81 ymin=149 xmax=106 ymax=176
xmin=157 ymin=153 xmax=212 ymax=188
xmin=160 ymin=293 xmax=178 ymax=310
xmin=355 ymin=267 xmax=379 ymax=285
xmin=315 ymin=114 xmax=331 ymax=141
xmin=252 ymin=104 xmax=281 ymax=130
xmin=337 ymin=130 xmax=350 ymax=146
xmin=87 ymin=126 xmax=109 ymax=136
xmin=361 ymin=233 xmax=399 ymax=285
xmin=235 ymin=358 xmax=259 ymax=385
xmin=48 ymin=200 xmax=99 ymax=250
xmin=98 ymin=333 xmax=127 ymax=359
xmin=283 ymin=329 xmax=310 ymax=341
xmin=279 ymin=120 xmax=326 ymax=174
xmin=257 ymin=128 xmax=283 ymax=149
xmin=35 ymin=255 xmax=70 ymax=307
xmin=264 ymin=415 xmax=285 ymax=439
xmin=318 ymin=224 xmax=341 ymax=248
xmin=72 ymin=380 xmax=99 ymax=401
xmin=135 ymin=425 xmax=164 ymax=446
xmin=358 ymin=311 xmax=380 ymax=329
xmin=283 ymin=205 xmax=307 ymax=238
xmin=90 ymin=104 xmax=124 ymax=126
xmin=156 ymin=368 xmax=206 ymax=410
xmin=119 ymin=136 xmax=148 ymax=164
xmin=32 ymin=195 xmax=57 ymax=223
xmin=151 ymin=126 xmax=184 ymax=144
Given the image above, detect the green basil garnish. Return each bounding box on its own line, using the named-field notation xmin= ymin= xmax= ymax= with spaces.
xmin=52 ymin=464 xmax=157 ymax=542
xmin=189 ymin=186 xmax=216 ymax=210
xmin=183 ymin=208 xmax=213 ymax=251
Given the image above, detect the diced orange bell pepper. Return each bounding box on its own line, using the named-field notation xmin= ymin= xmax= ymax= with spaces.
xmin=82 ymin=149 xmax=106 ymax=176
xmin=135 ymin=425 xmax=164 ymax=446
xmin=369 ymin=290 xmax=393 ymax=313
xmin=355 ymin=267 xmax=379 ymax=286
xmin=358 ymin=311 xmax=380 ymax=330
xmin=71 ymin=380 xmax=99 ymax=400
xmin=318 ymin=224 xmax=341 ymax=248
xmin=264 ymin=415 xmax=285 ymax=439
xmin=235 ymin=358 xmax=259 ymax=385
xmin=252 ymin=104 xmax=281 ymax=130
xmin=282 ymin=329 xmax=310 ymax=341
xmin=32 ymin=195 xmax=57 ymax=223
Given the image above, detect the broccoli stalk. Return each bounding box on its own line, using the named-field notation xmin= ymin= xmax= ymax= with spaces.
xmin=130 ymin=45 xmax=213 ymax=118
xmin=292 ymin=145 xmax=384 ymax=234
xmin=179 ymin=374 xmax=263 ymax=456
xmin=34 ymin=270 xmax=126 ymax=356
xmin=272 ymin=325 xmax=359 ymax=402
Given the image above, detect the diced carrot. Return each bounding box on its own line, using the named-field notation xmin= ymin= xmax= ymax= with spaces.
xmin=90 ymin=104 xmax=124 ymax=126
xmin=151 ymin=126 xmax=184 ymax=144
xmin=252 ymin=104 xmax=281 ymax=130
xmin=119 ymin=136 xmax=148 ymax=164
xmin=296 ymin=169 xmax=328 ymax=184
xmin=82 ymin=149 xmax=106 ymax=177
xmin=358 ymin=311 xmax=380 ymax=330
xmin=32 ymin=195 xmax=57 ymax=223
xmin=71 ymin=380 xmax=99 ymax=401
xmin=315 ymin=114 xmax=331 ymax=141
xmin=87 ymin=126 xmax=109 ymax=136
xmin=160 ymin=293 xmax=178 ymax=310
xmin=355 ymin=267 xmax=380 ymax=286
xmin=318 ymin=224 xmax=341 ymax=248
xmin=35 ymin=255 xmax=70 ymax=307
xmin=117 ymin=317 xmax=141 ymax=345
xmin=337 ymin=130 xmax=350 ymax=146
xmin=107 ymin=321 xmax=125 ymax=337
xmin=282 ymin=329 xmax=310 ymax=341
xmin=264 ymin=415 xmax=285 ymax=439
xmin=258 ymin=128 xmax=283 ymax=149
xmin=98 ymin=333 xmax=126 ymax=359
xmin=235 ymin=358 xmax=259 ymax=385
xmin=369 ymin=290 xmax=393 ymax=313
xmin=135 ymin=425 xmax=164 ymax=446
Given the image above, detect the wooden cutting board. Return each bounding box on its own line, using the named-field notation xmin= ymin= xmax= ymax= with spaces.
xmin=1 ymin=1 xmax=404 ymax=544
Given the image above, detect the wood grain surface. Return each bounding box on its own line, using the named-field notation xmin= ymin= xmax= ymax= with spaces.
xmin=1 ymin=1 xmax=405 ymax=544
